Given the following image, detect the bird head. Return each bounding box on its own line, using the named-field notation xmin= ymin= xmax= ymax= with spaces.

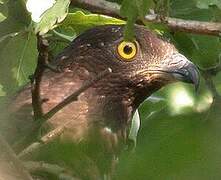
xmin=55 ymin=25 xmax=199 ymax=109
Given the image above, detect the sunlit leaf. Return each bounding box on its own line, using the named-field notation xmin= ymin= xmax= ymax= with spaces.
xmin=53 ymin=29 xmax=75 ymax=42
xmin=61 ymin=11 xmax=124 ymax=35
xmin=26 ymin=0 xmax=56 ymax=23
xmin=34 ymin=0 xmax=70 ymax=35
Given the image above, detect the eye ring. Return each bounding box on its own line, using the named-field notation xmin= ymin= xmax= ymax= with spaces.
xmin=117 ymin=41 xmax=137 ymax=61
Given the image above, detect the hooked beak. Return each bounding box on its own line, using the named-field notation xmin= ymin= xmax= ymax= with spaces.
xmin=164 ymin=53 xmax=200 ymax=91
xmin=146 ymin=53 xmax=200 ymax=91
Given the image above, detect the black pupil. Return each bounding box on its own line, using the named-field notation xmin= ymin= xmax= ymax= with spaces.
xmin=123 ymin=45 xmax=133 ymax=55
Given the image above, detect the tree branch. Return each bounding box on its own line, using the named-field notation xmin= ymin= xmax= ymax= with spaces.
xmin=23 ymin=161 xmax=79 ymax=180
xmin=144 ymin=14 xmax=221 ymax=36
xmin=73 ymin=0 xmax=120 ymax=18
xmin=18 ymin=125 xmax=65 ymax=159
xmin=72 ymin=0 xmax=221 ymax=37
xmin=31 ymin=35 xmax=49 ymax=120
xmin=0 ymin=134 xmax=33 ymax=180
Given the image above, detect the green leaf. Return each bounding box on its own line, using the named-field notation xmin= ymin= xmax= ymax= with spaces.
xmin=35 ymin=0 xmax=70 ymax=35
xmin=190 ymin=35 xmax=221 ymax=68
xmin=0 ymin=0 xmax=30 ymax=37
xmin=53 ymin=29 xmax=75 ymax=42
xmin=116 ymin=97 xmax=221 ymax=180
xmin=0 ymin=31 xmax=37 ymax=95
xmin=196 ymin=0 xmax=221 ymax=9
xmin=136 ymin=0 xmax=154 ymax=18
xmin=60 ymin=11 xmax=125 ymax=35
xmin=120 ymin=0 xmax=153 ymax=40
xmin=129 ymin=109 xmax=140 ymax=146
xmin=120 ymin=0 xmax=138 ymax=40
xmin=170 ymin=0 xmax=214 ymax=21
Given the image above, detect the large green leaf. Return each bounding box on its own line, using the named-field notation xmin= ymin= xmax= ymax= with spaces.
xmin=34 ymin=0 xmax=70 ymax=35
xmin=0 ymin=0 xmax=30 ymax=37
xmin=116 ymin=98 xmax=221 ymax=180
xmin=0 ymin=31 xmax=37 ymax=95
xmin=60 ymin=11 xmax=125 ymax=35
xmin=0 ymin=0 xmax=35 ymax=96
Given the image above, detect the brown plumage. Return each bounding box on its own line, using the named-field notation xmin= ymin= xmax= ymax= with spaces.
xmin=0 ymin=25 xmax=199 ymax=179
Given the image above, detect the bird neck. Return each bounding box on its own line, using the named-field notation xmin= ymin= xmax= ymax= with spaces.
xmin=86 ymin=75 xmax=161 ymax=132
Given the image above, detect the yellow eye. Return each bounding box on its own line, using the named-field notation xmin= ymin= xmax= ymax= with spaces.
xmin=117 ymin=41 xmax=137 ymax=61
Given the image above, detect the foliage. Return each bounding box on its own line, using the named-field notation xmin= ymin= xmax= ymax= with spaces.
xmin=0 ymin=0 xmax=221 ymax=179
xmin=61 ymin=10 xmax=124 ymax=35
xmin=120 ymin=0 xmax=153 ymax=40
xmin=34 ymin=0 xmax=70 ymax=35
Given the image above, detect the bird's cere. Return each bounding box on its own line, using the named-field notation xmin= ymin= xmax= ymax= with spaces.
xmin=26 ymin=0 xmax=55 ymax=22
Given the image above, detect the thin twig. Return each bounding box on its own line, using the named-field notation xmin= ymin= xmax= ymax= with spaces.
xmin=0 ymin=134 xmax=33 ymax=180
xmin=43 ymin=67 xmax=112 ymax=120
xmin=23 ymin=161 xmax=79 ymax=180
xmin=31 ymin=35 xmax=49 ymax=120
xmin=144 ymin=14 xmax=221 ymax=36
xmin=18 ymin=125 xmax=65 ymax=159
xmin=72 ymin=0 xmax=221 ymax=36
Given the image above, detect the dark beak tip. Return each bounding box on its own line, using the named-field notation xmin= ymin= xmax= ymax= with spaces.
xmin=188 ymin=64 xmax=200 ymax=92
xmin=171 ymin=63 xmax=200 ymax=92
xmin=164 ymin=52 xmax=200 ymax=91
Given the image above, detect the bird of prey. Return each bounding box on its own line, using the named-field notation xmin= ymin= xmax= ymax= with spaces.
xmin=0 ymin=25 xmax=199 ymax=179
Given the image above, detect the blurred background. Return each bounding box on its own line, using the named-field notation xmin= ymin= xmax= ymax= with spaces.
xmin=0 ymin=0 xmax=221 ymax=179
